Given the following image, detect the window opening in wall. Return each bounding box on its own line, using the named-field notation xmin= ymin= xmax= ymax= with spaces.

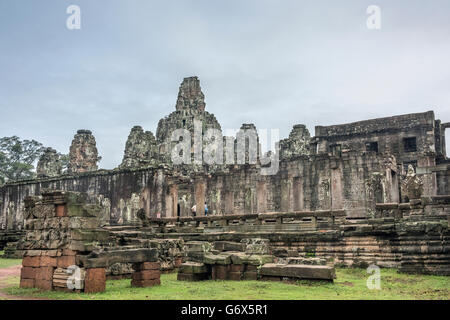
xmin=403 ymin=137 xmax=417 ymax=153
xmin=366 ymin=141 xmax=378 ymax=153
xmin=330 ymin=144 xmax=341 ymax=157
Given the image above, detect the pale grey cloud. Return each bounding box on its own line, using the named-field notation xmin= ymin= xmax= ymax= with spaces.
xmin=0 ymin=0 xmax=449 ymax=168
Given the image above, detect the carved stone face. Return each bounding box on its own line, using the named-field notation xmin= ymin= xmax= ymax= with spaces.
xmin=407 ymin=164 xmax=415 ymax=176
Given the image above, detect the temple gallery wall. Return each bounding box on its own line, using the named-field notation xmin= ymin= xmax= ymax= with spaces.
xmin=0 ymin=77 xmax=449 ymax=278
xmin=1 ymin=77 xmax=448 ymax=228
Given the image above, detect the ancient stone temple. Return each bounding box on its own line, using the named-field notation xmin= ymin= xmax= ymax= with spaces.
xmin=36 ymin=148 xmax=62 ymax=178
xmin=67 ymin=130 xmax=101 ymax=174
xmin=1 ymin=76 xmax=449 ymax=278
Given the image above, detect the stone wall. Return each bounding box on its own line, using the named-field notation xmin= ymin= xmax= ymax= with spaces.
xmin=313 ymin=111 xmax=443 ymax=167
xmin=0 ymin=148 xmax=427 ymax=231
xmin=143 ymin=199 xmax=450 ymax=276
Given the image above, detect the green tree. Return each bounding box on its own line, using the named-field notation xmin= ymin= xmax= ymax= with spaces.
xmin=59 ymin=153 xmax=69 ymax=173
xmin=0 ymin=136 xmax=45 ymax=184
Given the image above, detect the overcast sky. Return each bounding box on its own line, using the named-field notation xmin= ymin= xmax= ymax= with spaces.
xmin=0 ymin=0 xmax=449 ymax=169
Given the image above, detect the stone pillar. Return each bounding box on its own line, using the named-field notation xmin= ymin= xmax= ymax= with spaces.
xmin=195 ymin=178 xmax=206 ymax=216
xmin=257 ymin=181 xmax=267 ymax=213
xmin=331 ymin=168 xmax=344 ymax=210
xmin=131 ymin=262 xmax=161 ymax=287
xmin=171 ymin=185 xmax=178 ymax=218
xmin=293 ymin=177 xmax=304 ymax=211
xmin=225 ymin=191 xmax=234 ymax=215
xmin=165 ymin=192 xmax=173 ymax=218
xmin=280 ymin=177 xmax=291 ymax=212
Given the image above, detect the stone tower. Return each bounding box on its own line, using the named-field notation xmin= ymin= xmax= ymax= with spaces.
xmin=155 ymin=77 xmax=222 ymax=162
xmin=175 ymin=76 xmax=206 ymax=112
xmin=119 ymin=126 xmax=158 ymax=168
xmin=36 ymin=148 xmax=62 ymax=178
xmin=68 ymin=130 xmax=101 ymax=173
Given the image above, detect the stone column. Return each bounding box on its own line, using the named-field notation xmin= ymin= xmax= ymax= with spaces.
xmin=171 ymin=185 xmax=178 ymax=217
xmin=293 ymin=177 xmax=304 ymax=211
xmin=280 ymin=177 xmax=292 ymax=212
xmin=257 ymin=181 xmax=267 ymax=213
xmin=331 ymin=168 xmax=344 ymax=210
xmin=225 ymin=191 xmax=234 ymax=215
xmin=165 ymin=192 xmax=173 ymax=218
xmin=195 ymin=178 xmax=206 ymax=216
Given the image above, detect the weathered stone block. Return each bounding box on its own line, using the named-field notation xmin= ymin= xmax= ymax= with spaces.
xmin=230 ymin=252 xmax=274 ymax=266
xmin=40 ymin=256 xmax=57 ymax=267
xmin=57 ymin=256 xmax=76 ymax=268
xmin=203 ymin=253 xmax=232 ymax=265
xmin=84 ymin=268 xmax=106 ymax=293
xmin=133 ymin=262 xmax=160 ymax=271
xmin=21 ymin=267 xmax=36 ymax=279
xmin=69 ymin=229 xmax=109 ymax=242
xmin=20 ymin=278 xmax=35 ymax=288
xmin=230 ymin=264 xmax=245 ymax=272
xmin=36 ymin=267 xmax=54 ymax=281
xmin=214 ymin=241 xmax=246 ymax=252
xmin=179 ymin=262 xmax=208 ymax=274
xmin=78 ymin=249 xmax=159 ymax=268
xmin=55 ymin=205 xmax=67 ymax=217
xmin=185 ymin=241 xmax=212 ymax=253
xmin=33 ymin=204 xmax=55 ymax=219
xmin=68 ymin=217 xmax=100 ymax=229
xmin=131 ymin=270 xmax=160 ymax=281
xmin=259 ymin=263 xmax=336 ymax=281
xmin=211 ymin=265 xmax=230 ymax=280
xmin=23 ymin=256 xmax=41 ymax=267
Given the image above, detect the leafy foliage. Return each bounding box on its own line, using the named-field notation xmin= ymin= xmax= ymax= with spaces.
xmin=59 ymin=153 xmax=69 ymax=173
xmin=0 ymin=136 xmax=45 ymax=184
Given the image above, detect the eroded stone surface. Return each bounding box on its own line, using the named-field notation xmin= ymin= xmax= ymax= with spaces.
xmin=68 ymin=130 xmax=101 ymax=173
xmin=120 ymin=126 xmax=158 ymax=168
xmin=37 ymin=148 xmax=62 ymax=178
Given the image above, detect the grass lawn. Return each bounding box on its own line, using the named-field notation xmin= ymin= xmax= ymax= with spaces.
xmin=1 ymin=262 xmax=449 ymax=300
xmin=0 ymin=251 xmax=22 ymax=269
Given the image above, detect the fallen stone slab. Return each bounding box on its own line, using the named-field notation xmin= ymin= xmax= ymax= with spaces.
xmin=260 ymin=263 xmax=336 ymax=281
xmin=214 ymin=241 xmax=246 ymax=252
xmin=179 ymin=262 xmax=208 ymax=274
xmin=185 ymin=241 xmax=212 ymax=253
xmin=285 ymin=257 xmax=327 ymax=266
xmin=77 ymin=248 xmax=158 ymax=268
xmin=203 ymin=253 xmax=232 ymax=265
xmin=230 ymin=252 xmax=274 ymax=266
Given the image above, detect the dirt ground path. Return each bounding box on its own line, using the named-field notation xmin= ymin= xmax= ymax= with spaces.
xmin=0 ymin=264 xmax=48 ymax=300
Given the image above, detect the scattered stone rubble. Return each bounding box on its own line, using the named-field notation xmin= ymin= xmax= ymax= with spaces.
xmin=18 ymin=190 xmax=160 ymax=292
xmin=0 ymin=76 xmax=449 ymax=280
xmin=177 ymin=239 xmax=336 ymax=282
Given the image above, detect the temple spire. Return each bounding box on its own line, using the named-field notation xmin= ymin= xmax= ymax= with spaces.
xmin=175 ymin=76 xmax=206 ymax=112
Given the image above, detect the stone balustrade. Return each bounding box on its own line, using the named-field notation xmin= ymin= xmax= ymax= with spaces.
xmin=147 ymin=209 xmax=347 ymax=229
